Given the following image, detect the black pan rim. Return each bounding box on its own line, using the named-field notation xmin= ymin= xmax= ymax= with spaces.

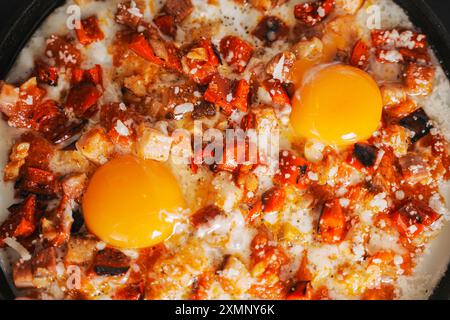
xmin=0 ymin=0 xmax=449 ymax=300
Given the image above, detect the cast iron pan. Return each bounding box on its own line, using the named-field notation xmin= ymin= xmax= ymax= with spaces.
xmin=0 ymin=0 xmax=449 ymax=300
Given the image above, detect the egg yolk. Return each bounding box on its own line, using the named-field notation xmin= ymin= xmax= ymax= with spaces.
xmin=82 ymin=155 xmax=185 ymax=249
xmin=291 ymin=64 xmax=383 ymax=146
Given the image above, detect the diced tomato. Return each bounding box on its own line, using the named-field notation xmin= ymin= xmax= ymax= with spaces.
xmin=262 ymin=187 xmax=286 ymax=213
xmin=294 ymin=0 xmax=335 ymax=27
xmin=231 ymin=79 xmax=250 ymax=113
xmin=154 ymin=14 xmax=177 ymax=38
xmin=72 ymin=65 xmax=103 ymax=86
xmin=190 ymin=205 xmax=223 ymax=227
xmin=130 ymin=34 xmax=162 ymax=64
xmin=204 ymin=74 xmax=233 ymax=112
xmin=0 ymin=195 xmax=37 ymax=247
xmin=262 ymin=79 xmax=291 ymax=106
xmin=391 ymin=200 xmax=440 ymax=239
xmin=65 ymin=85 xmax=102 ymax=117
xmin=220 ymin=36 xmax=254 ymax=73
xmin=274 ymin=150 xmax=309 ymax=188
xmin=75 ymin=16 xmax=105 ymax=46
xmin=350 ymin=40 xmax=370 ymax=70
xmin=182 ymin=39 xmax=220 ymax=85
xmin=318 ymin=199 xmax=347 ymax=244
xmin=17 ymin=167 xmax=60 ymax=196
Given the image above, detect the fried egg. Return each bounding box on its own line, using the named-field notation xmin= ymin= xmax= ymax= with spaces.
xmin=291 ymin=64 xmax=383 ymax=146
xmin=82 ymin=155 xmax=185 ymax=249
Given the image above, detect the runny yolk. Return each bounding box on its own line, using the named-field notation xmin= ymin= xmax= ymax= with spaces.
xmin=82 ymin=155 xmax=185 ymax=249
xmin=291 ymin=64 xmax=383 ymax=147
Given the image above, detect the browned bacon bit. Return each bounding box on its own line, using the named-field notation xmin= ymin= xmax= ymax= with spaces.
xmin=262 ymin=79 xmax=291 ymax=106
xmin=4 ymin=142 xmax=30 ymax=182
xmin=153 ymin=14 xmax=177 ymax=38
xmin=192 ymin=101 xmax=216 ymax=120
xmin=41 ymin=196 xmax=73 ymax=246
xmin=252 ymin=16 xmax=289 ymax=44
xmin=45 ymin=35 xmax=81 ymax=67
xmin=384 ymin=98 xmax=419 ymax=120
xmin=266 ymin=51 xmax=296 ymax=83
xmin=391 ymin=200 xmax=440 ymax=239
xmin=93 ymin=247 xmax=131 ymax=276
xmin=116 ymin=1 xmax=143 ymax=29
xmin=65 ymin=235 xmax=97 ymax=266
xmin=350 ymin=40 xmax=370 ymax=70
xmin=398 ymin=108 xmax=432 ymax=143
xmin=191 ymin=205 xmax=223 ymax=227
xmin=65 ymin=84 xmax=102 ymax=118
xmin=274 ymin=150 xmax=309 ymax=188
xmin=0 ymin=195 xmax=37 ymax=247
xmin=16 ymin=167 xmax=60 ymax=197
xmin=318 ymin=199 xmax=346 ymax=244
xmin=181 ymin=39 xmax=220 ymax=85
xmin=162 ymin=0 xmax=194 ymax=23
xmin=13 ymin=247 xmax=57 ymax=289
xmin=371 ymin=29 xmax=427 ymax=51
xmin=49 ymin=120 xmax=87 ymax=145
xmin=398 ymin=153 xmax=430 ymax=185
xmin=35 ymin=61 xmax=59 ymax=86
xmin=262 ymin=187 xmax=286 ymax=213
xmin=114 ymin=282 xmax=145 ymax=300
xmin=294 ymin=0 xmax=335 ymax=27
xmin=219 ymin=36 xmax=254 ymax=73
xmin=353 ymin=143 xmax=378 ymax=167
xmin=404 ymin=63 xmax=435 ymax=96
xmin=75 ymin=16 xmax=105 ymax=46
xmin=287 ymin=281 xmax=313 ymax=300
xmin=204 ymin=74 xmax=233 ymax=112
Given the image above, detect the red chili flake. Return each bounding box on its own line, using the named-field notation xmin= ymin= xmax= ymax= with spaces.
xmin=75 ymin=16 xmax=105 ymax=46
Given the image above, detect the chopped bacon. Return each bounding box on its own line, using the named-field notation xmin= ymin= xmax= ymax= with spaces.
xmin=72 ymin=65 xmax=103 ymax=86
xmin=204 ymin=74 xmax=233 ymax=112
xmin=35 ymin=61 xmax=59 ymax=86
xmin=16 ymin=167 xmax=60 ymax=197
xmin=0 ymin=195 xmax=37 ymax=247
xmin=404 ymin=63 xmax=435 ymax=96
xmin=182 ymin=39 xmax=220 ymax=85
xmin=352 ymin=143 xmax=378 ymax=167
xmin=371 ymin=29 xmax=427 ymax=50
xmin=375 ymin=48 xmax=403 ymax=63
xmin=192 ymin=101 xmax=217 ymax=120
xmin=13 ymin=247 xmax=57 ymax=289
xmin=385 ymin=98 xmax=419 ymax=120
xmin=391 ymin=200 xmax=440 ymax=239
xmin=115 ymin=1 xmax=143 ymax=29
xmin=230 ymin=79 xmax=250 ymax=113
xmin=266 ymin=51 xmax=296 ymax=83
xmin=262 ymin=79 xmax=291 ymax=106
xmin=398 ymin=153 xmax=430 ymax=185
xmin=398 ymin=108 xmax=432 ymax=143
xmin=274 ymin=150 xmax=309 ymax=188
xmin=252 ymin=16 xmax=289 ymax=44
xmin=350 ymin=40 xmax=370 ymax=70
xmin=4 ymin=142 xmax=30 ymax=182
xmin=318 ymin=199 xmax=346 ymax=244
xmin=162 ymin=0 xmax=193 ymax=23
xmin=46 ymin=35 xmax=81 ymax=67
xmin=92 ymin=248 xmax=131 ymax=276
xmin=65 ymin=84 xmax=102 ymax=118
xmin=75 ymin=16 xmax=104 ymax=46
xmin=41 ymin=196 xmax=73 ymax=246
xmin=220 ymin=36 xmax=254 ymax=73
xmin=262 ymin=187 xmax=286 ymax=212
xmin=191 ymin=205 xmax=223 ymax=227
xmin=294 ymin=0 xmax=335 ymax=27
xmin=153 ymin=14 xmax=177 ymax=38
